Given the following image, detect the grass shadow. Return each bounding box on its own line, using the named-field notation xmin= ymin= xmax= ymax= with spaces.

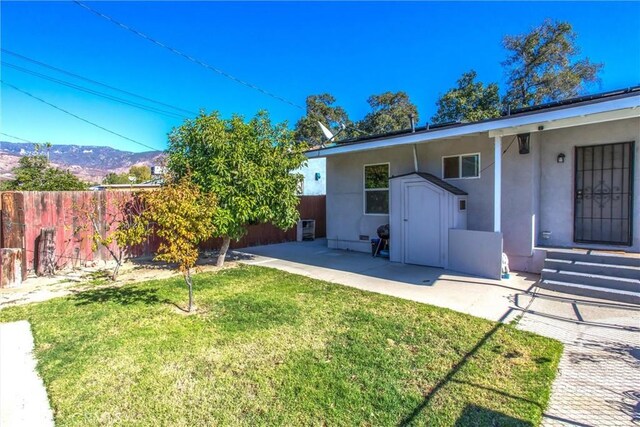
xmin=72 ymin=286 xmax=166 ymax=306
xmin=454 ymin=404 xmax=533 ymax=427
xmin=398 ymin=320 xmax=507 ymax=426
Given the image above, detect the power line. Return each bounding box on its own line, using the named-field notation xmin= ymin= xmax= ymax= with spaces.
xmin=2 ymin=48 xmax=198 ymax=116
xmin=0 ymin=132 xmax=36 ymax=144
xmin=3 ymin=61 xmax=187 ymax=119
xmin=480 ymin=135 xmax=517 ymax=174
xmin=2 ymin=81 xmax=163 ymax=152
xmin=73 ymin=0 xmax=304 ymax=111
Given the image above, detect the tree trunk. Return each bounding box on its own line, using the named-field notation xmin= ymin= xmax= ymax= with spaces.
xmin=111 ymin=262 xmax=120 ymax=281
xmin=185 ymin=269 xmax=193 ymax=312
xmin=217 ymin=236 xmax=231 ymax=267
xmin=111 ymin=253 xmax=122 ymax=281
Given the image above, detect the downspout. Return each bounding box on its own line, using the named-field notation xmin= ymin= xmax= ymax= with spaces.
xmin=410 ymin=114 xmax=418 ymax=172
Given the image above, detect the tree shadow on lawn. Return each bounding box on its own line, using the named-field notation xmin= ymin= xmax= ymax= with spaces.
xmin=72 ymin=286 xmax=167 ymax=306
xmin=454 ymin=404 xmax=533 ymax=427
xmin=398 ymin=305 xmax=551 ymax=427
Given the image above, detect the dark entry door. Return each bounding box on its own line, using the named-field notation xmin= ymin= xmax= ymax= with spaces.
xmin=574 ymin=141 xmax=634 ymax=246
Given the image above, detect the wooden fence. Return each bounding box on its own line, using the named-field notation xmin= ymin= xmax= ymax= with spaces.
xmin=0 ymin=191 xmax=325 ymax=275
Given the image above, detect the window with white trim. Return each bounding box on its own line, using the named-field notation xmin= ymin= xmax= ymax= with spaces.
xmin=443 ymin=153 xmax=480 ymax=179
xmin=364 ymin=163 xmax=389 ymax=214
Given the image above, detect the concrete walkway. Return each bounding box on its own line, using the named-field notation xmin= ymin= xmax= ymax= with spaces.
xmin=0 ymin=321 xmax=54 ymax=427
xmin=517 ymin=293 xmax=640 ymax=426
xmin=237 ymin=239 xmax=640 ymax=426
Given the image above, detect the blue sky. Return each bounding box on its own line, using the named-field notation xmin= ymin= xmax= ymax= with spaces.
xmin=1 ymin=1 xmax=639 ymax=153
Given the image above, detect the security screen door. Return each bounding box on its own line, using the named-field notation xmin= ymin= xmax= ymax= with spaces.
xmin=574 ymin=141 xmax=634 ymax=246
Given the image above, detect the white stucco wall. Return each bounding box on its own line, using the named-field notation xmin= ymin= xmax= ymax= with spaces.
xmin=294 ymin=157 xmax=326 ymax=195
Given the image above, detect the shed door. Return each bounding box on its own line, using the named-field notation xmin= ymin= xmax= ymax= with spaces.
xmin=403 ymin=182 xmax=442 ymax=267
xmin=574 ymin=142 xmax=634 ymax=246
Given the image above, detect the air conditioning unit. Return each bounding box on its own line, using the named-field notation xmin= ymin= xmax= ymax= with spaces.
xmin=296 ymin=219 xmax=316 ymax=241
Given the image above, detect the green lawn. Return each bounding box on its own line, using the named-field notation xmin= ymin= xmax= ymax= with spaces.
xmin=0 ymin=266 xmax=562 ymax=426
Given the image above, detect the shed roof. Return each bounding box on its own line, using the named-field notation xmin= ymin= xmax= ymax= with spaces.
xmin=390 ymin=172 xmax=468 ymax=196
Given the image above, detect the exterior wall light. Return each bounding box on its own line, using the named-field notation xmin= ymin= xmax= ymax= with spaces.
xmin=517 ymin=133 xmax=530 ymax=154
xmin=557 ymin=153 xmax=566 ymax=163
xmin=315 ymin=172 xmax=321 ymax=181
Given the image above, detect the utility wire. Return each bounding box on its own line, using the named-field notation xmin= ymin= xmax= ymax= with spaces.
xmin=0 ymin=132 xmax=36 ymax=144
xmin=2 ymin=81 xmax=163 ymax=152
xmin=2 ymin=48 xmax=198 ymax=116
xmin=3 ymin=61 xmax=187 ymax=119
xmin=73 ymin=0 xmax=304 ymax=111
xmin=480 ymin=135 xmax=517 ymax=174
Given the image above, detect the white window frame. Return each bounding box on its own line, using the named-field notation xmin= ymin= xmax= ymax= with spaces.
xmin=442 ymin=152 xmax=481 ymax=180
xmin=363 ymin=162 xmax=390 ymax=215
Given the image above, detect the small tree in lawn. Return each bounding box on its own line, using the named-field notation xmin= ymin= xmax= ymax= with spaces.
xmin=166 ymin=110 xmax=306 ymax=267
xmin=78 ymin=193 xmax=147 ymax=280
xmin=143 ymin=177 xmax=217 ymax=312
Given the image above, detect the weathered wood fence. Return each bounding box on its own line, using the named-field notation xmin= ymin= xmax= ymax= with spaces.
xmin=0 ymin=191 xmax=325 ymax=277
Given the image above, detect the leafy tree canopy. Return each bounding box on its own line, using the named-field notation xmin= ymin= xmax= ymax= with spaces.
xmin=294 ymin=93 xmax=351 ymax=146
xmin=358 ymin=91 xmax=419 ymax=135
xmin=503 ymin=19 xmax=603 ymax=109
xmin=103 ymin=165 xmax=152 ymax=185
xmin=1 ymin=153 xmax=87 ymax=191
xmin=166 ymin=110 xmax=307 ymax=266
xmin=143 ymin=176 xmax=216 ymax=312
xmin=431 ymin=70 xmax=501 ymax=124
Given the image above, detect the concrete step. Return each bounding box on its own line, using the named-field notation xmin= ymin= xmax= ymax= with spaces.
xmin=541 ymin=268 xmax=640 ymax=293
xmin=545 ymin=250 xmax=639 ymax=268
xmin=544 ymin=258 xmax=640 ymax=280
xmin=539 ymin=279 xmax=640 ymax=305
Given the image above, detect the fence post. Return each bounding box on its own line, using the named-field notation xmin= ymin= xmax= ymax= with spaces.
xmin=36 ymin=227 xmax=56 ymax=276
xmin=1 ymin=192 xmax=26 ymax=279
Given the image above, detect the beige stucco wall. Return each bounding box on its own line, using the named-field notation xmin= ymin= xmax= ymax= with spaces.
xmin=538 ymin=117 xmax=640 ymax=252
xmin=326 ymin=135 xmax=499 ymax=252
xmin=326 ymin=145 xmax=413 ymax=252
xmin=325 ymin=116 xmax=639 ymax=272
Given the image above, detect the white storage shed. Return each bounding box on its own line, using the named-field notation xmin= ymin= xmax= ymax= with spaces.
xmin=389 ymin=172 xmax=467 ymax=268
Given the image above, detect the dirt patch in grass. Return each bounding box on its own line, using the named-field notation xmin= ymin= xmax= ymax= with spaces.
xmin=0 ymin=258 xmax=239 ymax=309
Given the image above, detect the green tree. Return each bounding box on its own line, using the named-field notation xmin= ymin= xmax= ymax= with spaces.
xmin=102 ymin=172 xmax=130 ymax=185
xmin=502 ymin=19 xmax=603 ymax=108
xmin=431 ymin=70 xmax=501 ymax=124
xmin=143 ymin=177 xmax=217 ymax=312
xmin=1 ymin=153 xmax=87 ymax=191
xmin=102 ymin=165 xmax=152 ymax=185
xmin=167 ymin=111 xmax=306 ymax=267
xmin=359 ymin=91 xmax=419 ymax=135
xmin=129 ymin=165 xmax=152 ymax=183
xmin=294 ymin=93 xmax=351 ymax=145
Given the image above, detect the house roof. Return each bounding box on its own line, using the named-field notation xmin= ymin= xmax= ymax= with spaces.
xmin=307 ymin=86 xmax=640 ymax=158
xmin=390 ymin=172 xmax=468 ymax=196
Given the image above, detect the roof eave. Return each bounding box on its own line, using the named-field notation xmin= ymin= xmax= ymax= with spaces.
xmin=306 ymin=94 xmax=640 ymax=158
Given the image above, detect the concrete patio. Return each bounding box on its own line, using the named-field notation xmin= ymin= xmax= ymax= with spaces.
xmin=237 ymin=239 xmax=640 ymax=426
xmin=238 ymin=238 xmax=534 ymax=323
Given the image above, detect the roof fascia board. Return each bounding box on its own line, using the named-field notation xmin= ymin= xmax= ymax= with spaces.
xmin=488 ymin=107 xmax=640 ymax=137
xmin=306 ymin=95 xmax=640 ymax=158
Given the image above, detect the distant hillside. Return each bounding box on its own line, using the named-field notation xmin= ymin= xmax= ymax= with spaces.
xmin=0 ymin=141 xmax=165 ymax=184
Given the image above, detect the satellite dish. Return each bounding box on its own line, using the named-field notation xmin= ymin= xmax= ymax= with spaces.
xmin=317 ymin=121 xmax=334 ymax=140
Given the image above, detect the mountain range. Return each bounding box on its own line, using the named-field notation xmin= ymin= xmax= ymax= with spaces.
xmin=0 ymin=141 xmax=165 ymax=184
